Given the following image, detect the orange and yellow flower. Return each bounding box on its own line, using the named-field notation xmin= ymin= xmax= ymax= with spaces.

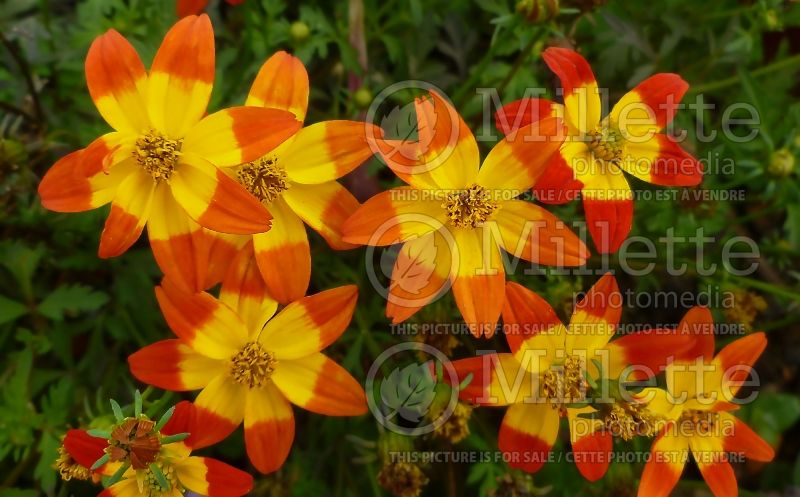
xmin=342 ymin=90 xmax=588 ymax=337
xmin=450 ymin=274 xmax=709 ymax=480
xmin=637 ymin=330 xmax=774 ymax=497
xmin=127 ymin=270 xmax=367 ymax=473
xmin=37 ymin=15 xmax=302 ymax=291
xmin=63 ymin=401 xmax=252 ymax=497
xmin=198 ymin=51 xmax=380 ymax=303
xmin=496 ymin=47 xmax=703 ymax=253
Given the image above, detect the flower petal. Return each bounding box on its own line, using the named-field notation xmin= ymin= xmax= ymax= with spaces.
xmin=379 ymin=91 xmax=479 ymax=190
xmin=637 ymin=432 xmax=689 ymax=497
xmin=611 ymin=73 xmax=688 ymax=138
xmin=182 ymin=107 xmax=302 ymax=167
xmin=246 ymin=50 xmax=309 ymax=121
xmin=567 ymin=407 xmax=612 ymax=481
xmin=175 ymin=456 xmax=254 ymax=497
xmin=155 ymin=278 xmax=248 ymax=359
xmin=542 ymin=48 xmax=601 ymax=134
xmin=63 ymin=429 xmax=107 ymax=471
xmin=477 ymin=117 xmax=566 ymax=193
xmin=252 ymin=198 xmax=310 ymax=304
xmin=148 ymin=185 xmax=220 ymax=292
xmin=280 ymin=121 xmax=380 ymax=184
xmin=580 ymin=162 xmax=634 ymax=253
xmin=721 ymin=411 xmax=775 ymax=462
xmin=98 ymin=169 xmax=156 ymax=258
xmin=623 ymin=133 xmax=703 ymax=186
xmin=171 ymin=154 xmax=272 ymax=234
xmin=498 ymin=403 xmax=560 ymax=474
xmin=272 ymin=353 xmax=367 ymax=416
xmin=493 ymin=199 xmax=589 ymax=267
xmin=260 ymin=285 xmax=358 ymax=360
xmin=193 ymin=375 xmax=247 ymax=448
xmin=220 ymin=241 xmax=278 ymax=334
xmin=85 ymin=29 xmax=149 ymax=133
xmin=282 ymin=181 xmax=360 ymax=249
xmin=689 ymin=435 xmax=737 ymax=497
xmin=244 ymin=382 xmax=294 ymax=474
xmin=494 ymin=98 xmax=563 ymax=135
xmin=532 ymin=142 xmax=586 ymax=204
xmin=566 ymin=273 xmax=622 ymax=357
xmin=451 ymin=227 xmax=505 ymax=338
xmin=147 ymin=14 xmax=214 ymax=138
xmin=386 ymin=230 xmax=453 ymax=324
xmin=502 ymin=281 xmax=565 ymax=367
xmin=452 ymin=353 xmax=534 ymax=406
xmin=128 ymin=339 xmax=225 ymax=391
xmin=713 ymin=332 xmax=767 ymax=398
xmin=341 ymin=187 xmax=447 ymax=246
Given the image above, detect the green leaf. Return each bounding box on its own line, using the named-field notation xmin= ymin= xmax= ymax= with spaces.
xmin=0 ymin=295 xmax=28 ymax=325
xmin=379 ymin=362 xmax=437 ymax=423
xmin=0 ymin=242 xmax=44 ymax=300
xmin=37 ymin=284 xmax=109 ymax=321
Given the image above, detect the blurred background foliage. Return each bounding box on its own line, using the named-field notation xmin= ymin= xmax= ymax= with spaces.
xmin=0 ymin=0 xmax=799 ymax=496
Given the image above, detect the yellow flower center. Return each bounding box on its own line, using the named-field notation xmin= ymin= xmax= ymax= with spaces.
xmin=134 ymin=130 xmax=182 ymax=181
xmin=604 ymin=402 xmax=661 ymax=441
xmin=231 ymin=341 xmax=277 ymax=388
xmin=237 ymin=157 xmax=289 ymax=204
xmin=541 ymin=355 xmax=587 ymax=408
xmin=55 ymin=445 xmax=92 ymax=481
xmin=679 ymin=409 xmax=718 ymax=435
xmin=141 ymin=460 xmax=183 ymax=496
xmin=442 ymin=184 xmax=499 ymax=228
xmin=587 ymin=120 xmax=624 ymax=163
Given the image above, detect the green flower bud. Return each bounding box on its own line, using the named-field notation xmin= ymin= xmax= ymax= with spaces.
xmin=289 ymin=21 xmax=310 ymax=43
xmin=768 ymin=148 xmax=795 ymax=177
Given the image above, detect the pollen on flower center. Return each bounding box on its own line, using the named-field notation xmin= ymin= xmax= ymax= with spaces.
xmin=134 ymin=130 xmax=182 ymax=181
xmin=604 ymin=402 xmax=661 ymax=440
xmin=541 ymin=355 xmax=587 ymax=408
xmin=55 ymin=444 xmax=92 ymax=481
xmin=587 ymin=120 xmax=624 ymax=163
xmin=237 ymin=157 xmax=289 ymax=204
xmin=442 ymin=184 xmax=499 ymax=228
xmin=231 ymin=341 xmax=277 ymax=388
xmin=144 ymin=460 xmax=183 ymax=495
xmin=679 ymin=409 xmax=718 ymax=435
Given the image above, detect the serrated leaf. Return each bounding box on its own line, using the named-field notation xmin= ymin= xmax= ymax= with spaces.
xmin=379 ymin=362 xmax=437 ymax=423
xmin=0 ymin=295 xmax=29 ymax=325
xmin=37 ymin=284 xmax=109 ymax=321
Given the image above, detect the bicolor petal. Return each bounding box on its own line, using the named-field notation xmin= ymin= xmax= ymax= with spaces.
xmin=282 ymin=180 xmax=360 ymax=250
xmin=493 ymin=199 xmax=589 ymax=267
xmin=494 ymin=98 xmax=563 ymax=135
xmin=341 ymin=187 xmax=447 ymax=246
xmin=532 ymin=141 xmax=586 ymax=204
xmin=193 ymin=375 xmax=247 ymax=448
xmin=386 ymin=229 xmax=453 ymax=324
xmin=566 ymin=273 xmax=622 ymax=357
xmin=271 ymin=352 xmax=367 ymax=416
xmin=451 ymin=227 xmax=505 ymax=338
xmin=611 ymin=73 xmax=688 ymax=139
xmin=498 ymin=403 xmax=560 ymax=474
xmin=128 ymin=339 xmax=225 ymax=391
xmin=637 ymin=432 xmax=689 ymax=497
xmin=182 ymin=107 xmax=302 ymax=167
xmin=567 ymin=407 xmax=613 ymax=481
xmin=252 ymin=197 xmax=310 ymax=304
xmin=580 ymin=162 xmax=634 ymax=253
xmin=502 ymin=281 xmax=566 ymax=368
xmin=85 ymin=29 xmax=149 ymax=133
xmin=220 ymin=241 xmax=278 ymax=333
xmin=146 ymin=14 xmax=214 ymax=138
xmin=623 ymin=134 xmax=703 ymax=186
xmin=280 ymin=120 xmax=380 ymax=184
xmin=246 ymin=50 xmax=309 ymax=121
xmin=720 ymin=412 xmax=775 ymax=462
xmin=477 ymin=117 xmax=566 ymax=193
xmin=542 ymin=48 xmax=601 ymax=134
xmin=260 ymin=285 xmax=358 ymax=360
xmin=98 ymin=169 xmax=156 ymax=258
xmin=171 ymin=153 xmax=272 ymax=234
xmin=155 ymin=278 xmax=248 ymax=359
xmin=452 ymin=353 xmax=534 ymax=406
xmin=175 ymin=456 xmax=254 ymax=497
xmin=244 ymin=382 xmax=294 ymax=474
